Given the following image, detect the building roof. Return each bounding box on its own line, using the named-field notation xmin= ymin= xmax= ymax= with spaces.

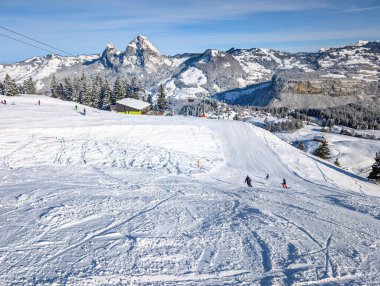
xmin=116 ymin=98 xmax=150 ymax=110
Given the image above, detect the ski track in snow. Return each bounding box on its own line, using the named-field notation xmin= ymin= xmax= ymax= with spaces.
xmin=0 ymin=95 xmax=380 ymax=285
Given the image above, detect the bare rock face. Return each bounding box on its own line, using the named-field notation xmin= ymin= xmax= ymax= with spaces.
xmin=288 ymin=79 xmax=373 ymax=97
xmin=215 ymin=72 xmax=379 ymax=109
xmin=267 ymin=73 xmax=379 ymax=108
xmin=277 ymin=74 xmax=378 ymax=97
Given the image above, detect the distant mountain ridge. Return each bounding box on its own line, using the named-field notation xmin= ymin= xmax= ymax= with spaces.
xmin=0 ymin=36 xmax=379 ymax=108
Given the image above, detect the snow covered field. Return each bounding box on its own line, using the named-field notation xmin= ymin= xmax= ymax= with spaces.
xmin=1 ymin=95 xmax=380 ymax=285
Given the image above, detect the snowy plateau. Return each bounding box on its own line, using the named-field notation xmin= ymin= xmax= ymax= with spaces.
xmin=1 ymin=95 xmax=380 ymax=285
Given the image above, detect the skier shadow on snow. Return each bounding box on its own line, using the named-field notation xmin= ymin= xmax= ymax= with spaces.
xmin=311 ymin=156 xmax=370 ymax=183
xmin=325 ymin=195 xmax=380 ymax=220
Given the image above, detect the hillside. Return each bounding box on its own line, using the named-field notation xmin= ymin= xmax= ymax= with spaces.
xmin=0 ymin=37 xmax=379 ymax=108
xmin=274 ymin=124 xmax=380 ymax=178
xmin=0 ymin=95 xmax=380 ymax=285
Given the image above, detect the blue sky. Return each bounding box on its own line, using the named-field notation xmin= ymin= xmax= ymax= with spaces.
xmin=0 ymin=0 xmax=379 ymax=62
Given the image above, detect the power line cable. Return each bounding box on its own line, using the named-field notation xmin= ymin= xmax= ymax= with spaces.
xmin=0 ymin=3 xmax=79 ymax=50
xmin=0 ymin=32 xmax=56 ymax=54
xmin=0 ymin=4 xmax=75 ymax=56
xmin=0 ymin=25 xmax=75 ymax=56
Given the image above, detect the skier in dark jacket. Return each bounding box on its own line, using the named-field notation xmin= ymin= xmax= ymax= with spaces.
xmin=282 ymin=178 xmax=288 ymax=188
xmin=265 ymin=174 xmax=269 ymax=180
xmin=245 ymin=175 xmax=252 ymax=187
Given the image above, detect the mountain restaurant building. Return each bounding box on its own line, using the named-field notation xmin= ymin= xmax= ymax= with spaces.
xmin=115 ymin=98 xmax=151 ymax=115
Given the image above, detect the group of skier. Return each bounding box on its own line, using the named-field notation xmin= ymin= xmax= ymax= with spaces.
xmin=5 ymin=100 xmax=88 ymax=115
xmin=74 ymin=105 xmax=86 ymax=115
xmin=244 ymin=174 xmax=288 ymax=189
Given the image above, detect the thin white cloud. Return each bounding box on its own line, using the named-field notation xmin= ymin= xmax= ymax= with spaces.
xmin=342 ymin=6 xmax=380 ymax=13
xmin=92 ymin=0 xmax=332 ymax=28
xmin=0 ymin=0 xmax=334 ymax=33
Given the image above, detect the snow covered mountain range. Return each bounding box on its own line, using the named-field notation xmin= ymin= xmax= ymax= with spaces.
xmin=0 ymin=36 xmax=379 ymax=108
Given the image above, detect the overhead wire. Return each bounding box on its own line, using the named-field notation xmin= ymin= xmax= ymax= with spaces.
xmin=0 ymin=25 xmax=75 ymax=56
xmin=0 ymin=32 xmax=56 ymax=54
xmin=0 ymin=4 xmax=71 ymax=82
xmin=0 ymin=3 xmax=75 ymax=57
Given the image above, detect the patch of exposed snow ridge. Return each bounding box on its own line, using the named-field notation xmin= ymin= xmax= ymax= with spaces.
xmin=167 ymin=67 xmax=209 ymax=99
xmin=353 ymin=40 xmax=369 ymax=47
xmin=180 ymin=67 xmax=207 ymax=86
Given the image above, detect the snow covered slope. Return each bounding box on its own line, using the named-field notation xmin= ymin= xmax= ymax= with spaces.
xmin=275 ymin=125 xmax=380 ymax=178
xmin=1 ymin=95 xmax=380 ymax=285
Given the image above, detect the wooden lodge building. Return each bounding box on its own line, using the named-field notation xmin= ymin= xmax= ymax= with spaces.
xmin=115 ymin=98 xmax=151 ymax=115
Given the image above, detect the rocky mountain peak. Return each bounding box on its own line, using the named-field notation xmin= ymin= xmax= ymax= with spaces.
xmin=99 ymin=42 xmax=122 ymax=68
xmin=105 ymin=42 xmax=117 ymax=50
xmin=125 ymin=35 xmax=160 ymax=57
xmin=123 ymin=35 xmax=162 ymax=69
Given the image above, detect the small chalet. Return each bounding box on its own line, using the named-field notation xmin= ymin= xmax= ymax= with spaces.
xmin=115 ymin=98 xmax=151 ymax=115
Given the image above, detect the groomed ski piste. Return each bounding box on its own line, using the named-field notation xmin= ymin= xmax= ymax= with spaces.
xmin=1 ymin=95 xmax=380 ymax=286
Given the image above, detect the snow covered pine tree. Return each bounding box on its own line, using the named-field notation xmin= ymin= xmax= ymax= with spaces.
xmin=368 ymin=152 xmax=380 ymax=182
xmin=4 ymin=74 xmax=18 ymax=96
xmin=112 ymin=76 xmax=126 ymax=103
xmin=298 ymin=142 xmax=305 ymax=151
xmin=23 ymin=77 xmax=37 ymax=94
xmin=157 ymin=84 xmax=167 ymax=112
xmin=0 ymin=80 xmax=5 ymax=95
xmin=314 ymin=141 xmax=330 ymax=160
xmin=50 ymin=75 xmax=60 ymax=98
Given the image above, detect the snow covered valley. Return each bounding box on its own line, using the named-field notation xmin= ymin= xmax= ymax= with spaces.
xmin=1 ymin=96 xmax=380 ymax=285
